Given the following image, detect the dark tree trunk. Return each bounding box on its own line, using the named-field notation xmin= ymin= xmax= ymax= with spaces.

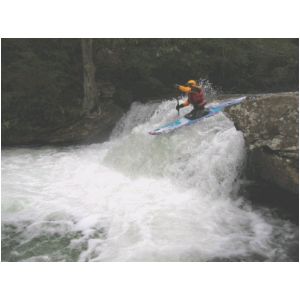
xmin=81 ymin=38 xmax=98 ymax=114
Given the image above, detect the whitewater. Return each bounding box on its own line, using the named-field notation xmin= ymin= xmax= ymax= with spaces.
xmin=1 ymin=98 xmax=298 ymax=261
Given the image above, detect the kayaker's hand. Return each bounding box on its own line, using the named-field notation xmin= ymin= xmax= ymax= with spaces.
xmin=176 ymin=103 xmax=184 ymax=111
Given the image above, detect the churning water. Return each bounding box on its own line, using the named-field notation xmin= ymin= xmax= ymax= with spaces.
xmin=1 ymin=99 xmax=298 ymax=261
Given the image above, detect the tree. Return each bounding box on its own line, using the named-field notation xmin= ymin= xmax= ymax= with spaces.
xmin=81 ymin=39 xmax=98 ymax=114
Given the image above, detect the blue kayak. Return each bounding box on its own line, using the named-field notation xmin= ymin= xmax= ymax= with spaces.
xmin=149 ymin=96 xmax=246 ymax=135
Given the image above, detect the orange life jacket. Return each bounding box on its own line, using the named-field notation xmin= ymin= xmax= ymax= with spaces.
xmin=178 ymin=85 xmax=206 ymax=108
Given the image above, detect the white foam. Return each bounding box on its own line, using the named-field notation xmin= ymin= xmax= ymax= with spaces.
xmin=1 ymin=99 xmax=297 ymax=261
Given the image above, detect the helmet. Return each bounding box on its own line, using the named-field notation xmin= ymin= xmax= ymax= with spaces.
xmin=187 ymin=80 xmax=197 ymax=87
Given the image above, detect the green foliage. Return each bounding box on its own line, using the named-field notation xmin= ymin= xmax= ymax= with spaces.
xmin=93 ymin=38 xmax=298 ymax=100
xmin=2 ymin=39 xmax=83 ymax=132
xmin=1 ymin=38 xmax=298 ymax=144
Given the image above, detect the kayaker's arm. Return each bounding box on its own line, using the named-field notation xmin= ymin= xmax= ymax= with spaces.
xmin=178 ymin=85 xmax=191 ymax=93
xmin=174 ymin=83 xmax=191 ymax=111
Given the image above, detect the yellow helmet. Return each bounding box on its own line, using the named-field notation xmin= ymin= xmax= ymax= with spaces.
xmin=187 ymin=80 xmax=197 ymax=87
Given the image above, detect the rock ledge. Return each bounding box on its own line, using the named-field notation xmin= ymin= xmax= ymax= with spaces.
xmin=225 ymin=92 xmax=299 ymax=194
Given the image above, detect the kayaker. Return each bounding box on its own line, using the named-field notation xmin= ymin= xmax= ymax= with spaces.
xmin=175 ymin=80 xmax=207 ymax=119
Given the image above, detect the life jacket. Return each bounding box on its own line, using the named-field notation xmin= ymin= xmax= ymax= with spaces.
xmin=188 ymin=87 xmax=206 ymax=108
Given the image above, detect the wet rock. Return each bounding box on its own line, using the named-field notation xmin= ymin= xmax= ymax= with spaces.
xmin=47 ymin=102 xmax=123 ymax=145
xmin=2 ymin=102 xmax=123 ymax=147
xmin=225 ymin=92 xmax=299 ymax=194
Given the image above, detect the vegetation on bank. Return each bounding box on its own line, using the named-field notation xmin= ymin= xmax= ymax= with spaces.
xmin=1 ymin=38 xmax=299 ymax=145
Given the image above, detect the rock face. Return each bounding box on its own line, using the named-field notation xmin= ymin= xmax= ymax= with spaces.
xmin=225 ymin=92 xmax=299 ymax=194
xmin=46 ymin=102 xmax=123 ymax=145
xmin=2 ymin=102 xmax=123 ymax=147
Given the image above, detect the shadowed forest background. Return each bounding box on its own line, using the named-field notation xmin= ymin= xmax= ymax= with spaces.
xmin=1 ymin=38 xmax=299 ymax=145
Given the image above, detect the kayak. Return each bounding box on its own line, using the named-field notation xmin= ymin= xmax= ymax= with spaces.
xmin=149 ymin=96 xmax=246 ymax=135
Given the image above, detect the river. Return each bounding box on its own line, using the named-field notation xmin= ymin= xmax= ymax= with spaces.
xmin=1 ymin=98 xmax=298 ymax=261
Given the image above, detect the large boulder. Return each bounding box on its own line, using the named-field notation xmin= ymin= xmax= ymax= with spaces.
xmin=225 ymin=92 xmax=299 ymax=194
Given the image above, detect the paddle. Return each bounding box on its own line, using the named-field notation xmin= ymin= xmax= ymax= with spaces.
xmin=174 ymin=83 xmax=180 ymax=116
xmin=176 ymin=99 xmax=180 ymax=116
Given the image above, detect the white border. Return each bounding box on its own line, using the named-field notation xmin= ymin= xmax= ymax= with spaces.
xmin=1 ymin=1 xmax=299 ymax=300
xmin=0 ymin=0 xmax=299 ymax=37
xmin=0 ymin=263 xmax=299 ymax=300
